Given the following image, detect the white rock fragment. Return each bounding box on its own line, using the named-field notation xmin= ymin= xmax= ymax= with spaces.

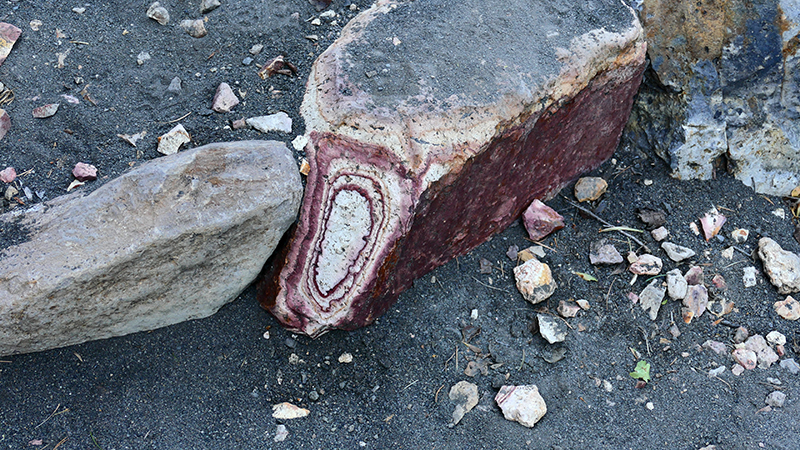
xmin=772 ymin=208 xmax=786 ymax=219
xmin=272 ymin=402 xmax=309 ymax=419
xmin=732 ymin=348 xmax=757 ymax=370
xmin=766 ymin=391 xmax=786 ymax=408
xmin=292 ymin=134 xmax=309 ymax=151
xmin=661 ymin=242 xmax=696 ymax=262
xmin=147 ymin=2 xmax=170 ymax=25
xmin=337 ymin=352 xmax=353 ymax=363
xmin=137 ymin=51 xmax=151 ymax=65
xmin=721 ymin=246 xmax=734 ymax=259
xmin=758 ymin=238 xmax=800 ymax=294
xmin=745 ymin=335 xmax=779 ymax=369
xmin=32 ymin=103 xmax=59 ymax=118
xmin=200 ymin=0 xmax=221 ymax=14
xmin=651 ymin=226 xmax=669 ymax=241
xmin=629 ymin=254 xmax=662 ymax=275
xmin=449 ymin=381 xmax=478 ymax=426
xmin=742 ymin=266 xmax=757 ymax=288
xmin=576 ymin=299 xmax=590 ymax=310
xmin=780 ymin=358 xmax=800 ymax=374
xmin=774 ymin=295 xmax=800 ymax=320
xmin=249 ymin=44 xmax=263 ymax=55
xmin=731 ymin=228 xmax=749 ymax=243
xmin=537 ymin=314 xmax=567 ymax=343
xmin=666 ymin=268 xmax=688 ymax=300
xmin=731 ymin=364 xmax=745 ymax=376
xmin=689 ymin=222 xmax=700 ymax=235
xmin=513 ymin=258 xmax=556 ymax=304
xmin=157 ymin=124 xmax=191 ymax=155
xmin=495 ymin=385 xmax=547 ymax=428
xmin=274 ymin=424 xmax=288 ymax=442
xmin=247 ymin=112 xmax=292 ymax=134
xmin=766 ymin=331 xmax=786 ymax=347
xmin=700 ymin=207 xmax=726 ymax=241
xmin=708 ymin=366 xmax=725 ymax=377
xmin=639 ymin=279 xmax=666 ymax=320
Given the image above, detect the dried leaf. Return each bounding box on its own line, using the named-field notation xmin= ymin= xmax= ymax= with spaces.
xmin=637 ymin=208 xmax=667 ymax=230
xmin=571 ymin=271 xmax=598 ymax=282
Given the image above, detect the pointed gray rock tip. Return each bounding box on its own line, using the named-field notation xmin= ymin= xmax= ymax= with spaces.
xmin=0 ymin=141 xmax=302 ymax=356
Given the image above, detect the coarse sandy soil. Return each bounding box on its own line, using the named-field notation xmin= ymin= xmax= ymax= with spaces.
xmin=1 ymin=1 xmax=799 ymax=449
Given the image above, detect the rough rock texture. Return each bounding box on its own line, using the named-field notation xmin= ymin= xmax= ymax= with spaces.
xmin=0 ymin=108 xmax=10 ymax=141
xmin=0 ymin=141 xmax=302 ymax=356
xmin=758 ymin=237 xmax=800 ymax=294
xmin=522 ymin=199 xmax=564 ymax=241
xmin=260 ymin=0 xmax=646 ymax=337
xmin=514 ymin=258 xmax=557 ymax=305
xmin=495 ymin=385 xmax=547 ymax=428
xmin=626 ymin=0 xmax=800 ymax=195
xmin=666 ymin=268 xmax=688 ymax=300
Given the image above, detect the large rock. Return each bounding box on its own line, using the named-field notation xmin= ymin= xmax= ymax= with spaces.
xmin=260 ymin=0 xmax=646 ymax=337
xmin=626 ymin=0 xmax=800 ymax=195
xmin=0 ymin=141 xmax=302 ymax=356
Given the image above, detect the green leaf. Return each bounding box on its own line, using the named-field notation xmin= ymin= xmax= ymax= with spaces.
xmin=571 ymin=271 xmax=598 ymax=282
xmin=630 ymin=360 xmax=651 ymax=382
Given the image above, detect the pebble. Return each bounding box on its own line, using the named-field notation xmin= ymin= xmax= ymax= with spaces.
xmin=464 ymin=359 xmax=488 ymax=377
xmin=773 ymin=208 xmax=786 ymax=219
xmin=742 ymin=266 xmax=758 ymax=288
xmin=249 ymin=44 xmax=264 ymax=55
xmin=0 ymin=109 xmax=9 ymax=141
xmin=576 ymin=299 xmax=590 ymax=310
xmin=703 ymin=340 xmax=727 ymax=354
xmin=745 ymin=335 xmax=779 ymax=369
xmin=661 ymin=242 xmax=696 ymax=262
xmin=537 ymin=314 xmax=567 ymax=343
xmin=274 ymin=424 xmax=288 ymax=442
xmin=731 ymin=348 xmax=757 ymax=370
xmin=733 ymin=326 xmax=749 ymax=344
xmin=666 ymin=268 xmax=688 ymax=300
xmin=689 ymin=222 xmax=700 ymax=236
xmin=522 ymin=199 xmax=564 ymax=241
xmin=211 ymin=82 xmax=239 ymax=113
xmin=200 ymin=0 xmax=222 ymax=14
xmin=495 ymin=385 xmax=547 ymax=428
xmin=242 ymin=57 xmax=253 ymax=66
xmin=32 ymin=103 xmax=59 ymax=118
xmin=449 ymin=381 xmax=478 ymax=426
xmin=589 ymin=239 xmax=623 ymax=265
xmin=136 ymin=51 xmax=151 ymax=65
xmin=721 ymin=246 xmax=734 ymax=259
xmin=684 ymin=266 xmax=704 ymax=285
xmin=780 ymin=358 xmax=800 ymax=374
xmin=574 ymin=177 xmax=608 ymax=202
xmin=272 ymin=402 xmax=309 ymax=419
xmin=157 ymin=124 xmax=191 ymax=155
xmin=765 ymin=391 xmax=786 ymax=408
xmin=72 ymin=7 xmax=86 ymax=14
xmin=629 ymin=254 xmax=663 ymax=276
xmin=774 ymin=296 xmax=800 ymax=320
xmin=645 ymin=401 xmax=654 ymax=410
xmin=708 ymin=366 xmax=725 ymax=377
xmin=308 ymin=390 xmax=320 ymax=401
xmin=146 ymin=2 xmax=170 ymax=25
xmin=180 ymin=19 xmax=207 ymax=38
xmin=557 ymin=300 xmax=580 ymax=318
xmin=166 ymin=77 xmax=182 ymax=93
xmin=731 ymin=228 xmax=749 ymax=243
xmin=4 ymin=185 xmax=17 ymax=200
xmin=682 ymin=285 xmax=708 ymax=323
xmin=247 ymin=112 xmax=292 ymax=133
xmin=700 ymin=207 xmax=726 ymax=241
xmin=766 ymin=331 xmax=786 ymax=346
xmin=767 ymin=377 xmax=782 ymax=385
xmin=72 ymin=162 xmax=97 ymax=181
xmin=731 ymin=364 xmax=745 ymax=376
xmin=0 ymin=23 xmax=21 ymax=68
xmin=758 ymin=238 xmax=800 ymax=294
xmin=0 ymin=166 xmax=16 ymax=183
xmin=338 ymin=353 xmax=353 ymax=363
xmin=650 ymin=226 xmax=669 ymax=241
xmin=292 ymin=135 xmax=309 ymax=152
xmin=505 ymin=245 xmax=520 ymax=261
xmin=514 ymin=258 xmax=557 ymax=305
xmin=669 ymin=323 xmax=680 ymax=338
xmin=639 ymin=279 xmax=666 ymax=320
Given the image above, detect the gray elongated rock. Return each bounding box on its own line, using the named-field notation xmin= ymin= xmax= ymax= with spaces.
xmin=758 ymin=237 xmax=800 ymax=294
xmin=661 ymin=242 xmax=695 ymax=262
xmin=260 ymin=0 xmax=647 ymax=337
xmin=0 ymin=141 xmax=302 ymax=356
xmin=639 ymin=279 xmax=666 ymax=320
xmin=626 ymin=0 xmax=800 ymax=195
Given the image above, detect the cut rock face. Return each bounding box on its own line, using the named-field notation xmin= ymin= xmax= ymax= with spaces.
xmin=0 ymin=141 xmax=302 ymax=356
xmin=260 ymin=0 xmax=646 ymax=336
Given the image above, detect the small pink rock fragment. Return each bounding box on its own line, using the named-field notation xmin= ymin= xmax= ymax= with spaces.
xmin=629 ymin=254 xmax=662 ymax=275
xmin=32 ymin=103 xmax=59 ymax=118
xmin=775 ymin=295 xmax=800 ymax=320
xmin=0 ymin=22 xmax=22 ymax=67
xmin=711 ymin=274 xmax=727 ymax=290
xmin=0 ymin=108 xmax=10 ymax=141
xmin=684 ymin=266 xmax=704 ymax=285
xmin=522 ymin=199 xmax=564 ymax=241
xmin=628 ymin=292 xmax=639 ymax=303
xmin=557 ymin=300 xmax=580 ymax=318
xmin=212 ymin=82 xmax=239 ymax=113
xmin=72 ymin=162 xmax=97 ymax=181
xmin=731 ymin=348 xmax=757 ymax=370
xmin=702 ymin=340 xmax=726 ymax=355
xmin=731 ymin=364 xmax=745 ymax=376
xmin=700 ymin=207 xmax=726 ymax=241
xmin=231 ymin=118 xmax=248 ymax=129
xmin=0 ymin=166 xmax=15 ymax=183
xmin=744 ymin=334 xmax=779 ymax=369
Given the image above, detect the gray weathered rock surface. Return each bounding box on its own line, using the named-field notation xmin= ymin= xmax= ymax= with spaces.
xmin=0 ymin=141 xmax=302 ymax=356
xmin=758 ymin=237 xmax=800 ymax=294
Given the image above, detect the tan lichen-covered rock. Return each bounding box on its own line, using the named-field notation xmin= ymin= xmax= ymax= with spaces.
xmin=260 ymin=0 xmax=646 ymax=337
xmin=0 ymin=141 xmax=302 ymax=356
xmin=495 ymin=385 xmax=547 ymax=428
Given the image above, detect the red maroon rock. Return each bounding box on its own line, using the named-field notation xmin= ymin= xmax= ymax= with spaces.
xmin=72 ymin=162 xmax=98 ymax=181
xmin=0 ymin=108 xmax=9 ymax=141
xmin=259 ymin=0 xmax=647 ymax=337
xmin=0 ymin=22 xmax=22 ymax=67
xmin=523 ymin=199 xmax=564 ymax=241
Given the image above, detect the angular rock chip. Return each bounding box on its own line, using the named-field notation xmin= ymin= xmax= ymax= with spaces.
xmin=180 ymin=19 xmax=207 ymax=38
xmin=200 ymin=0 xmax=221 ymax=13
xmin=72 ymin=162 xmax=97 ymax=182
xmin=700 ymin=207 xmax=726 ymax=241
xmin=157 ymin=124 xmax=191 ymax=155
xmin=146 ymin=2 xmax=170 ymax=25
xmin=449 ymin=381 xmax=479 ymax=426
xmin=495 ymin=385 xmax=547 ymax=428
xmin=0 ymin=108 xmax=10 ymax=141
xmin=650 ymin=226 xmax=669 ymax=241
xmin=514 ymin=258 xmax=557 ymax=305
xmin=0 ymin=166 xmax=15 ymax=183
xmin=682 ymin=285 xmax=708 ymax=324
xmin=629 ymin=254 xmax=662 ymax=275
xmin=732 ymin=348 xmax=757 ymax=370
xmin=522 ymin=199 xmax=564 ymax=241
xmin=637 ymin=208 xmax=666 ymax=230
xmin=758 ymin=237 xmax=800 ymax=294
xmin=212 ymin=82 xmax=239 ymax=113
xmin=744 ymin=335 xmax=779 ymax=369
xmin=32 ymin=103 xmax=59 ymax=118
xmin=731 ymin=228 xmax=749 ymax=243
xmin=742 ymin=266 xmax=757 ymax=288
xmin=766 ymin=391 xmax=786 ymax=408
xmin=661 ymin=242 xmax=695 ymax=262
xmin=666 ymin=268 xmax=687 ymax=300
xmin=774 ymin=296 xmax=800 ymax=321
xmin=247 ymin=112 xmax=292 ymax=133
xmin=589 ymin=239 xmax=623 ymax=265
xmin=259 ymin=0 xmax=646 ymax=336
xmin=766 ymin=331 xmax=786 ymax=347
xmin=638 ymin=279 xmax=665 ymax=320
xmin=0 ymin=22 xmax=21 ymax=67
xmin=272 ymin=402 xmax=310 ymax=419
xmin=684 ymin=266 xmax=703 ymax=285
xmin=557 ymin=300 xmax=580 ymax=318
xmin=538 ymin=314 xmax=567 ymax=344
xmin=0 ymin=141 xmax=302 ymax=356
xmin=574 ymin=177 xmax=608 ymax=202
xmin=781 ymin=358 xmax=800 ymax=375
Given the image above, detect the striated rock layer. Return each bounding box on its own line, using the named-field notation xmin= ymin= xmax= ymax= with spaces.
xmin=260 ymin=0 xmax=646 ymax=337
xmin=0 ymin=141 xmax=302 ymax=356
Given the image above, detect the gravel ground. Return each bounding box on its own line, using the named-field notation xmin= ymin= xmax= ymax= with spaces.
xmin=1 ymin=2 xmax=799 ymax=449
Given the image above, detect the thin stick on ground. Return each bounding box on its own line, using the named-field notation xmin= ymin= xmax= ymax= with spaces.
xmin=562 ymin=197 xmax=650 ymax=252
xmin=471 ymin=276 xmax=508 ymax=293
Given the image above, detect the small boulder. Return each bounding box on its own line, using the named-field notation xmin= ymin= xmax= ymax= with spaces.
xmin=495 ymin=385 xmax=547 ymax=428
xmin=758 ymin=238 xmax=800 ymax=294
xmin=574 ymin=177 xmax=608 ymax=202
xmin=522 ymin=199 xmax=564 ymax=241
xmin=514 ymin=258 xmax=556 ymax=305
xmin=661 ymin=242 xmax=695 ymax=262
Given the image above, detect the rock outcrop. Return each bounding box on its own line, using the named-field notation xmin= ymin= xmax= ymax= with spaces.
xmin=627 ymin=0 xmax=800 ymax=195
xmin=0 ymin=141 xmax=302 ymax=356
xmin=260 ymin=0 xmax=646 ymax=337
